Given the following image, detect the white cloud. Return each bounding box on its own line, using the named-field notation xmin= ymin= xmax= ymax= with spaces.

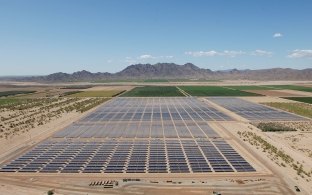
xmin=185 ymin=51 xmax=219 ymax=57
xmin=288 ymin=49 xmax=312 ymax=58
xmin=222 ymin=50 xmax=245 ymax=57
xmin=273 ymin=33 xmax=283 ymax=38
xmin=138 ymin=54 xmax=154 ymax=59
xmin=137 ymin=54 xmax=173 ymax=60
xmin=159 ymin=55 xmax=174 ymax=59
xmin=251 ymin=50 xmax=273 ymax=57
xmin=185 ymin=50 xmax=245 ymax=57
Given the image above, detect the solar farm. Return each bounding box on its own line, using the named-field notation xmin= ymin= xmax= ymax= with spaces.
xmin=209 ymin=97 xmax=308 ymax=121
xmin=0 ymin=98 xmax=255 ymax=174
xmin=0 ymin=84 xmax=311 ymax=195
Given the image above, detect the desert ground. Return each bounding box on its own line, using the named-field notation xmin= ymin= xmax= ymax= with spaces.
xmin=0 ymin=81 xmax=311 ymax=195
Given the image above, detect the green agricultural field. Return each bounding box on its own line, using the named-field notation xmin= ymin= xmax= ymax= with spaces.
xmin=180 ymin=86 xmax=261 ymax=96
xmin=264 ymin=102 xmax=312 ymax=119
xmin=0 ymin=90 xmax=36 ymax=97
xmin=68 ymin=90 xmax=125 ymax=97
xmin=121 ymin=86 xmax=184 ymax=97
xmin=282 ymin=97 xmax=312 ymax=104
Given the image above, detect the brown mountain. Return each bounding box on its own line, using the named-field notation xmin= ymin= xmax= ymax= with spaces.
xmin=5 ymin=63 xmax=312 ymax=82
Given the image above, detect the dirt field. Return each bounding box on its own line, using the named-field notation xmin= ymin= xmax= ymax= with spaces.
xmin=243 ymin=89 xmax=312 ymax=97
xmin=0 ymin=174 xmax=293 ymax=195
xmin=83 ymin=85 xmax=134 ymax=91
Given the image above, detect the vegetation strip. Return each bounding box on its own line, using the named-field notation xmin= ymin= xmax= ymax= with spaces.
xmin=255 ymin=122 xmax=297 ymax=132
xmin=0 ymin=90 xmax=36 ymax=97
xmin=264 ymin=102 xmax=312 ymax=119
xmin=282 ymin=97 xmax=312 ymax=104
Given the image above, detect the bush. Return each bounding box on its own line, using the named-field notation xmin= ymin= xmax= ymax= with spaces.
xmin=256 ymin=122 xmax=297 ymax=132
xmin=47 ymin=190 xmax=54 ymax=195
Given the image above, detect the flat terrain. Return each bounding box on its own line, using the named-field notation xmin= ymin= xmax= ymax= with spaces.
xmin=121 ymin=86 xmax=184 ymax=97
xmin=0 ymin=82 xmax=311 ymax=195
xmin=180 ymin=86 xmax=261 ymax=96
xmin=67 ymin=90 xmax=125 ymax=97
xmin=0 ymin=97 xmax=109 ymax=139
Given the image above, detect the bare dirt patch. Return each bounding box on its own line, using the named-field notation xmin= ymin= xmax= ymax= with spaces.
xmin=83 ymin=85 xmax=134 ymax=91
xmin=243 ymin=89 xmax=312 ymax=97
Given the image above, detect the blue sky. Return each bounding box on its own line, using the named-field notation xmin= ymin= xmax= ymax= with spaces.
xmin=0 ymin=0 xmax=311 ymax=75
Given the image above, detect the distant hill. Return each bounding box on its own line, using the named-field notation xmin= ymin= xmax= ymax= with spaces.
xmin=3 ymin=63 xmax=312 ymax=82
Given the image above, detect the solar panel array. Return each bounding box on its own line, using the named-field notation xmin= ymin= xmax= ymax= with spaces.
xmin=0 ymin=139 xmax=255 ymax=173
xmin=53 ymin=97 xmax=232 ymax=139
xmin=208 ymin=97 xmax=308 ymax=121
xmin=0 ymin=97 xmax=256 ymax=174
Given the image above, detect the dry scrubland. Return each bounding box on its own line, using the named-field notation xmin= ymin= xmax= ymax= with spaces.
xmin=220 ymin=122 xmax=312 ymax=194
xmin=0 ymin=85 xmax=132 ymax=140
xmin=0 ymin=97 xmax=108 ymax=139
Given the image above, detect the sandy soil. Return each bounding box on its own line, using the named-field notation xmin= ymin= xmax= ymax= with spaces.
xmin=219 ymin=122 xmax=312 ymax=194
xmin=83 ymin=85 xmax=134 ymax=91
xmin=240 ymin=96 xmax=295 ymax=103
xmin=266 ymin=131 xmax=312 ymax=160
xmin=0 ymin=175 xmax=291 ymax=195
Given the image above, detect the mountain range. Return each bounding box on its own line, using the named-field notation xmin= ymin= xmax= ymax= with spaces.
xmin=4 ymin=63 xmax=312 ymax=82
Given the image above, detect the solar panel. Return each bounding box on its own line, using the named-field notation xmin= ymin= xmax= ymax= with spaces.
xmin=0 ymin=98 xmax=257 ymax=174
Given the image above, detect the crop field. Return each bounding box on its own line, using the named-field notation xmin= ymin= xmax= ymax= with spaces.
xmin=67 ymin=90 xmax=125 ymax=97
xmin=0 ymin=97 xmax=108 ymax=139
xmin=121 ymin=86 xmax=184 ymax=97
xmin=282 ymin=97 xmax=312 ymax=104
xmin=180 ymin=86 xmax=261 ymax=96
xmin=0 ymin=90 xmax=36 ymax=97
xmin=264 ymin=102 xmax=312 ymax=119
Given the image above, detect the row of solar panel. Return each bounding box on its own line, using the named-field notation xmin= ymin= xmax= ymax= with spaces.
xmin=0 ymin=139 xmax=255 ymax=173
xmin=53 ymin=120 xmax=220 ymax=139
xmin=209 ymin=97 xmax=307 ymax=121
xmin=80 ymin=97 xmax=232 ymax=123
